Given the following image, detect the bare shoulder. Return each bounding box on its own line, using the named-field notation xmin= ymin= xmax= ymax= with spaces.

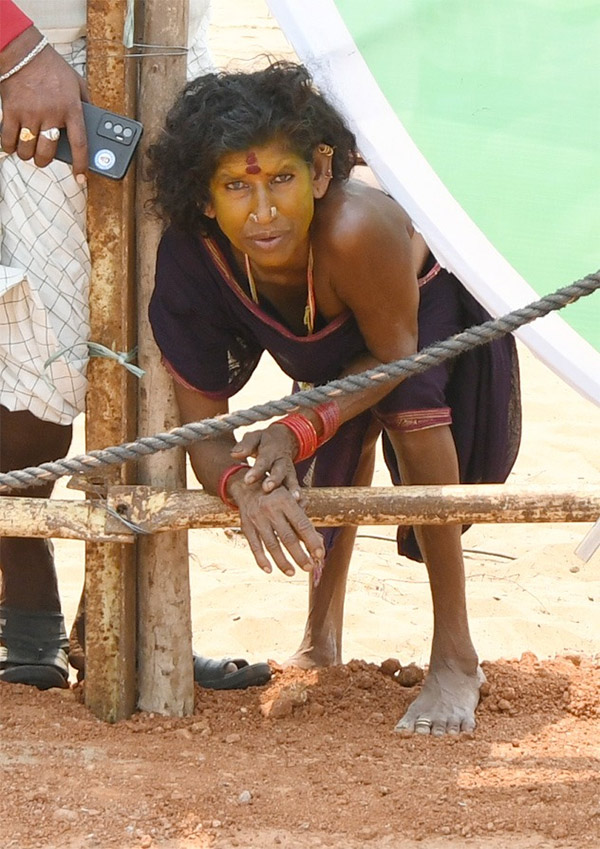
xmin=311 ymin=178 xmax=422 ymax=362
xmin=314 ymin=179 xmax=413 ymax=257
xmin=312 ymin=179 xmax=419 ymax=310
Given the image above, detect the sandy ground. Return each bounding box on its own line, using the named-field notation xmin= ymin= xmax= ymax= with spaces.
xmin=1 ymin=2 xmax=600 ymax=848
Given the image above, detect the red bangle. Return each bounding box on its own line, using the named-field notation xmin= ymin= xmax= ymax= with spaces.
xmin=314 ymin=402 xmax=340 ymax=447
xmin=217 ymin=463 xmax=249 ymax=509
xmin=278 ymin=414 xmax=319 ymax=462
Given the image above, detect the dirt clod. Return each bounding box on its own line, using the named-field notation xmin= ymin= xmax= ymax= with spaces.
xmin=379 ymin=657 xmax=401 ymax=677
xmin=394 ymin=662 xmax=425 ymax=687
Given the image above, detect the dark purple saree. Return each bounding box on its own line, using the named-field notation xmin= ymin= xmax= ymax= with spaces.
xmin=150 ymin=226 xmax=521 ymax=562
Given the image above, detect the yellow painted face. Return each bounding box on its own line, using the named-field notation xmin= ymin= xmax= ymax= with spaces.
xmin=204 ymin=139 xmax=318 ymax=270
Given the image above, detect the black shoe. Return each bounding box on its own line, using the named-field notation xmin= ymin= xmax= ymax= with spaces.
xmin=0 ymin=658 xmax=69 ymax=690
xmin=0 ymin=607 xmax=70 ymax=690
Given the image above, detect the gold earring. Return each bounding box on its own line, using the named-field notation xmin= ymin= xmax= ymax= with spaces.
xmin=318 ymin=144 xmax=334 ymax=179
xmin=318 ymin=143 xmax=334 ymax=157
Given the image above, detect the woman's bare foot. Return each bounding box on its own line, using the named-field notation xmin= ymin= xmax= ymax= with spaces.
xmin=395 ymin=662 xmax=485 ymax=736
xmin=284 ymin=640 xmax=342 ymax=670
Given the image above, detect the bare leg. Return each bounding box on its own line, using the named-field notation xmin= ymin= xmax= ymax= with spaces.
xmin=387 ymin=425 xmax=482 ymax=735
xmin=286 ymin=419 xmax=380 ymax=668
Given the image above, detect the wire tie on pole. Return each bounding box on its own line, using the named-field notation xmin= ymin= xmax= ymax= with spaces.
xmin=102 ymin=503 xmax=152 ymax=536
xmin=44 ymin=342 xmax=145 ymax=380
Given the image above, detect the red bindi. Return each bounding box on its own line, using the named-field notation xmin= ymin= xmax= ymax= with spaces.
xmin=245 ymin=151 xmax=261 ymax=174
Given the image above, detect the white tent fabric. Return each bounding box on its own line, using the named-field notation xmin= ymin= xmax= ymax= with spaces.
xmin=267 ymin=0 xmax=600 ymax=406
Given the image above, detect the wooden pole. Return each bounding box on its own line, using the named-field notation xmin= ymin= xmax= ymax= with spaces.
xmin=0 ymin=497 xmax=132 ymax=542
xmin=84 ymin=0 xmax=137 ymax=722
xmin=135 ymin=1 xmax=194 ymax=716
xmin=1 ymin=484 xmax=598 ymax=541
xmin=106 ymin=483 xmax=600 ymax=532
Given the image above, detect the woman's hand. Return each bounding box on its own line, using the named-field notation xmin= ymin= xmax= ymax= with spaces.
xmin=230 ymin=475 xmax=325 ymax=581
xmin=232 ymin=423 xmax=305 ymax=503
xmin=231 ymin=424 xmax=327 ymax=579
xmin=172 ymin=383 xmax=324 ymax=580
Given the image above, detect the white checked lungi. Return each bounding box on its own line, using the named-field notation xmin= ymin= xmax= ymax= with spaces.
xmin=0 ymin=6 xmax=214 ymax=425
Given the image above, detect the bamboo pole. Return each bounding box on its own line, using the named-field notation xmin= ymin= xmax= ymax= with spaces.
xmin=84 ymin=0 xmax=137 ymax=722
xmin=135 ymin=0 xmax=194 ymax=716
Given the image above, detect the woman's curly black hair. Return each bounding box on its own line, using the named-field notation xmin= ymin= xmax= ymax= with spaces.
xmin=146 ymin=61 xmax=358 ymax=234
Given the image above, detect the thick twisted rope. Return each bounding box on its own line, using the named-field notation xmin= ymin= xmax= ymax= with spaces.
xmin=1 ymin=270 xmax=598 ymax=492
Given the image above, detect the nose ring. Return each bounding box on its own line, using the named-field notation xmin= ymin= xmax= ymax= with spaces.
xmin=249 ymin=206 xmax=278 ymax=224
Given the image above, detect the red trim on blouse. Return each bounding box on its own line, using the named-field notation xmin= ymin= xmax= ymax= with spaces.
xmin=418 ymin=262 xmax=441 ymax=288
xmin=161 ymin=355 xmax=231 ymax=400
xmin=0 ymin=2 xmax=34 ymax=52
xmin=375 ymin=406 xmax=452 ymax=433
xmin=204 ymin=237 xmax=441 ymax=332
xmin=203 ymin=236 xmax=353 ymax=343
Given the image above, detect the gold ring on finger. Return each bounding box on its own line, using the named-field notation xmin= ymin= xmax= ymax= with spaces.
xmin=19 ymin=127 xmax=37 ymax=143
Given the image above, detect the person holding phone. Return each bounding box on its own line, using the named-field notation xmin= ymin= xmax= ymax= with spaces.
xmin=0 ymin=1 xmax=270 ymax=693
xmin=0 ymin=0 xmax=92 ymax=689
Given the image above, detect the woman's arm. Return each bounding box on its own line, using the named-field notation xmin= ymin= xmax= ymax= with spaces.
xmin=174 ymin=380 xmax=238 ymax=497
xmin=329 ymin=200 xmax=420 ymax=364
xmin=236 ymin=193 xmax=421 ymax=490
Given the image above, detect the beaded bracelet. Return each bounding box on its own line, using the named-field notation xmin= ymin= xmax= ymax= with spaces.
xmin=0 ymin=35 xmax=49 ymax=84
xmin=313 ymin=401 xmax=341 ymax=447
xmin=277 ymin=414 xmax=319 ymax=462
xmin=217 ymin=463 xmax=249 ymax=510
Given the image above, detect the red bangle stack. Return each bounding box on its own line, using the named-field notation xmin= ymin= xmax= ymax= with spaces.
xmin=217 ymin=463 xmax=249 ymax=509
xmin=314 ymin=401 xmax=340 ymax=446
xmin=278 ymin=402 xmax=341 ymax=462
xmin=278 ymin=415 xmax=319 ymax=462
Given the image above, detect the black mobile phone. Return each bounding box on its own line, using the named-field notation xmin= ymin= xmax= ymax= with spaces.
xmin=55 ymin=101 xmax=143 ymax=180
